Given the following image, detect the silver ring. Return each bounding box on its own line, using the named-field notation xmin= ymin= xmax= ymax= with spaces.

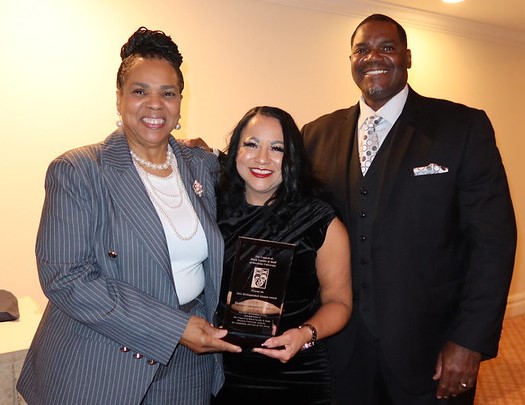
xmin=460 ymin=382 xmax=468 ymax=389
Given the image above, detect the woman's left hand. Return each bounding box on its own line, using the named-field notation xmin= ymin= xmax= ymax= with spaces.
xmin=251 ymin=327 xmax=311 ymax=363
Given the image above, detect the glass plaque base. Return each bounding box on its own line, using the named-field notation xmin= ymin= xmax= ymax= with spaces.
xmin=222 ymin=236 xmax=295 ymax=349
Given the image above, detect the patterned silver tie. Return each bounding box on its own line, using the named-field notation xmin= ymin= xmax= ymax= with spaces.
xmin=360 ymin=115 xmax=383 ymax=175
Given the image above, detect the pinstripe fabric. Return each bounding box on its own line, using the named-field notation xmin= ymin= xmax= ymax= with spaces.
xmin=141 ymin=300 xmax=214 ymax=405
xmin=17 ymin=131 xmax=224 ymax=404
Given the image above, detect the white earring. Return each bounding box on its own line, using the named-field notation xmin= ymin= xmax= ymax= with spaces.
xmin=175 ymin=115 xmax=182 ymax=130
xmin=116 ymin=113 xmax=123 ymax=128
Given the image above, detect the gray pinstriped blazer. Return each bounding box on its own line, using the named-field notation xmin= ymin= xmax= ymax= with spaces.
xmin=17 ymin=130 xmax=224 ymax=404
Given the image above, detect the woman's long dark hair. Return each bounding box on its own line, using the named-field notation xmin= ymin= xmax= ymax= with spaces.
xmin=218 ymin=106 xmax=321 ymax=229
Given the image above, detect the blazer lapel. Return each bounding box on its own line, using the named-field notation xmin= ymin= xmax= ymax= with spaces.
xmin=345 ymin=106 xmax=363 ymax=225
xmin=101 ymin=131 xmax=172 ymax=274
xmin=169 ymin=138 xmax=223 ymax=292
xmin=374 ymin=90 xmax=419 ymax=219
xmin=169 ymin=138 xmax=213 ymax=240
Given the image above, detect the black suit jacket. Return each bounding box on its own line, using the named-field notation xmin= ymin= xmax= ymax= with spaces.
xmin=302 ymin=87 xmax=516 ymax=392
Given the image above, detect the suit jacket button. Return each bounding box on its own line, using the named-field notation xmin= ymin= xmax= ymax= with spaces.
xmin=133 ymin=352 xmax=143 ymax=359
xmin=360 ymin=212 xmax=366 ymax=218
xmin=120 ymin=346 xmax=130 ymax=352
xmin=108 ymin=250 xmax=118 ymax=258
xmin=360 ymin=188 xmax=368 ymax=196
xmin=147 ymin=359 xmax=157 ymax=365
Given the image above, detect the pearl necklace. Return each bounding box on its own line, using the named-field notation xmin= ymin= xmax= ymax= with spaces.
xmin=130 ymin=146 xmax=173 ymax=170
xmin=134 ymin=157 xmax=199 ymax=241
xmin=138 ymin=165 xmax=183 ymax=209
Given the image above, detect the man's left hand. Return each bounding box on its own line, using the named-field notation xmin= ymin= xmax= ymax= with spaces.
xmin=433 ymin=341 xmax=481 ymax=399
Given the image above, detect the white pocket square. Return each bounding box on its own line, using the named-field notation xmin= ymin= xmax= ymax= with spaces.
xmin=413 ymin=163 xmax=449 ymax=176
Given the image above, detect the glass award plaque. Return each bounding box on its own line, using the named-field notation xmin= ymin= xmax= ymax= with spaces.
xmin=222 ymin=236 xmax=295 ymax=348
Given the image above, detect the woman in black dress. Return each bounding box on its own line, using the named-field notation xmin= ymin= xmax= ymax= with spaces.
xmin=212 ymin=106 xmax=352 ymax=404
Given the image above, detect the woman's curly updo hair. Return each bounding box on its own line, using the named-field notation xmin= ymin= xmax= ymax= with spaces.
xmin=116 ymin=27 xmax=184 ymax=92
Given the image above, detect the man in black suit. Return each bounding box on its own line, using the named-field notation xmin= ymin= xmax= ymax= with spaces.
xmin=302 ymin=14 xmax=516 ymax=405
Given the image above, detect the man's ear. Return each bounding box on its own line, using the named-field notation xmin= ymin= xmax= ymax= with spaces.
xmin=406 ymin=49 xmax=412 ymax=69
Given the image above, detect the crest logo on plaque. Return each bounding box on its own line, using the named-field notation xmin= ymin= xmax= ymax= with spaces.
xmin=251 ymin=267 xmax=269 ymax=289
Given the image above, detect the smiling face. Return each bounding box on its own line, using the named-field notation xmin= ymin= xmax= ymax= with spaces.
xmin=116 ymin=57 xmax=182 ymax=157
xmin=350 ymin=20 xmax=411 ymax=110
xmin=235 ymin=115 xmax=284 ymax=206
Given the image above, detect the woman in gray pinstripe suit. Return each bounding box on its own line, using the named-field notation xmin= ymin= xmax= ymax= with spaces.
xmin=17 ymin=27 xmax=241 ymax=405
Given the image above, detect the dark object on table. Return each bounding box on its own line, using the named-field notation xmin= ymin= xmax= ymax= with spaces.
xmin=0 ymin=290 xmax=20 ymax=322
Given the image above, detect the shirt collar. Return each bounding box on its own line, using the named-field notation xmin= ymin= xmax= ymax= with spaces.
xmin=358 ymin=84 xmax=409 ymax=128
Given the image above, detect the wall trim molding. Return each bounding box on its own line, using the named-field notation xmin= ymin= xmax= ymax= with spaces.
xmin=257 ymin=0 xmax=525 ymax=46
xmin=506 ymin=292 xmax=525 ymax=318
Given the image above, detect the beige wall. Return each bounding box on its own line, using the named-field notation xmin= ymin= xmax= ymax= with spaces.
xmin=1 ymin=0 xmax=524 ymax=315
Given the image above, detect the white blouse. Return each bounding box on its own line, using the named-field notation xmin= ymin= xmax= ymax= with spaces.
xmin=134 ymin=158 xmax=207 ymax=305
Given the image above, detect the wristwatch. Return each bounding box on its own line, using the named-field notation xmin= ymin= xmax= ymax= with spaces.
xmin=299 ymin=323 xmax=317 ymax=350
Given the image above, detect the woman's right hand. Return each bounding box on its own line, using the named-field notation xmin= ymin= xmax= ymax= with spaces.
xmin=252 ymin=327 xmax=311 ymax=363
xmin=180 ymin=316 xmax=242 ymax=354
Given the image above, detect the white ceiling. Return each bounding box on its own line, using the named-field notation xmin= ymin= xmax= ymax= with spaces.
xmin=260 ymin=0 xmax=525 ymax=43
xmin=375 ymin=0 xmax=524 ymax=33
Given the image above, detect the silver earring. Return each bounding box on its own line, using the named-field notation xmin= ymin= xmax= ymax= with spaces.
xmin=175 ymin=114 xmax=182 ymax=130
xmin=116 ymin=113 xmax=123 ymax=128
